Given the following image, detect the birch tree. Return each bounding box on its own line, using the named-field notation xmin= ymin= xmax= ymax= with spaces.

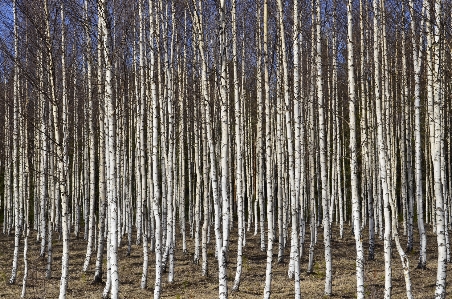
xmin=315 ymin=0 xmax=332 ymax=294
xmin=9 ymin=0 xmax=21 ymax=285
xmin=263 ymin=0 xmax=274 ymax=297
xmin=347 ymin=0 xmax=364 ymax=296
xmin=98 ymin=0 xmax=119 ymax=297
xmin=429 ymin=0 xmax=447 ymax=296
xmin=232 ymin=0 xmax=245 ymax=291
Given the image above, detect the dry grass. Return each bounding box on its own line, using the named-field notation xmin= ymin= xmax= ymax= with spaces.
xmin=0 ymin=223 xmax=449 ymax=298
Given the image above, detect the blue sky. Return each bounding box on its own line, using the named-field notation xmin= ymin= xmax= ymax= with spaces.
xmin=0 ymin=1 xmax=13 ymax=79
xmin=0 ymin=1 xmax=13 ymax=37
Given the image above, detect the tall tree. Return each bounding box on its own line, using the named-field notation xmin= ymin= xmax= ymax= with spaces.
xmin=347 ymin=0 xmax=364 ymax=296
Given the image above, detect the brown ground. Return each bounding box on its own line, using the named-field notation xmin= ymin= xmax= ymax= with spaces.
xmin=0 ymin=223 xmax=449 ymax=298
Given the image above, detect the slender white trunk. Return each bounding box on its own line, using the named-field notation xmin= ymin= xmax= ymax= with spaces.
xmin=9 ymin=0 xmax=20 ymax=285
xmin=373 ymin=1 xmax=391 ymax=297
xmin=409 ymin=0 xmax=427 ymax=269
xmin=39 ymin=49 xmax=48 ymax=258
xmin=149 ymin=1 xmax=162 ymax=296
xmin=232 ymin=0 xmax=244 ymax=291
xmin=83 ymin=0 xmax=96 ymax=272
xmin=430 ymin=0 xmax=447 ymax=296
xmin=296 ymin=3 xmax=306 ymax=256
xmin=94 ymin=3 xmax=107 ymax=282
xmin=307 ymin=8 xmax=317 ymax=273
xmin=263 ymin=0 xmax=274 ymax=297
xmin=347 ymin=1 xmax=364 ymax=295
xmin=257 ymin=4 xmax=265 ymax=250
xmin=21 ymin=178 xmax=30 ymax=298
xmin=20 ymin=108 xmax=29 ymax=296
xmin=276 ymin=59 xmax=284 ymax=262
xmin=98 ymin=1 xmax=119 ymax=297
xmin=58 ymin=4 xmax=70 ymax=298
xmin=46 ymin=138 xmax=54 ymax=278
xmin=315 ymin=0 xmax=332 ymax=294
xmin=401 ymin=16 xmax=414 ymax=252
xmin=202 ymin=107 xmax=210 ymax=276
xmin=138 ymin=0 xmax=149 ymax=288
xmin=194 ymin=107 xmax=202 ymax=264
xmin=163 ymin=3 xmax=176 ymax=282
xmin=218 ymin=6 xmax=230 ymax=293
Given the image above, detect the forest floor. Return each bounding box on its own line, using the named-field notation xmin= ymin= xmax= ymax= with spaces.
xmin=0 ymin=222 xmax=450 ymax=299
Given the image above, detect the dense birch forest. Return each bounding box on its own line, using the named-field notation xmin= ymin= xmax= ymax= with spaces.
xmin=0 ymin=0 xmax=451 ymax=298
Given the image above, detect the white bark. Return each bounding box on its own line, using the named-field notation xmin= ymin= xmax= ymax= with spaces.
xmin=402 ymin=14 xmax=414 ymax=252
xmin=315 ymin=0 xmax=332 ymax=294
xmin=58 ymin=4 xmax=70 ymax=298
xmin=307 ymin=8 xmax=317 ymax=273
xmin=94 ymin=2 xmax=107 ymax=282
xmin=138 ymin=0 xmax=149 ymax=288
xmin=218 ymin=5 xmax=230 ymax=291
xmin=232 ymin=0 xmax=245 ymax=291
xmin=202 ymin=106 xmax=210 ymax=276
xmin=9 ymin=0 xmax=20 ymax=285
xmin=38 ymin=49 xmax=48 ymax=258
xmin=347 ymin=1 xmax=364 ymax=296
xmin=373 ymin=1 xmax=392 ymax=297
xmin=98 ymin=1 xmax=119 ymax=298
xmin=149 ymin=0 xmax=162 ymax=296
xmin=194 ymin=105 xmax=202 ymax=264
xmin=256 ymin=3 xmax=265 ymax=251
xmin=263 ymin=0 xmax=274 ymax=297
xmin=430 ymin=0 xmax=447 ymax=296
xmin=83 ymin=0 xmax=96 ymax=272
xmin=162 ymin=2 xmax=176 ymax=282
xmin=409 ymin=0 xmax=427 ymax=269
xmin=20 ymin=184 xmax=30 ymax=298
xmin=255 ymin=2 xmax=265 ymax=248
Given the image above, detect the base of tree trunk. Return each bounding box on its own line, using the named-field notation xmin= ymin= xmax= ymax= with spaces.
xmin=416 ymin=263 xmax=427 ymax=270
xmin=93 ymin=276 xmax=103 ymax=284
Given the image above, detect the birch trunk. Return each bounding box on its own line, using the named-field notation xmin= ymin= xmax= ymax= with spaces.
xmin=373 ymin=1 xmax=392 ymax=297
xmin=149 ymin=1 xmax=162 ymax=296
xmin=138 ymin=0 xmax=149 ymax=288
xmin=315 ymin=0 xmax=332 ymax=294
xmin=83 ymin=0 xmax=96 ymax=272
xmin=409 ymin=0 xmax=427 ymax=269
xmin=94 ymin=4 xmax=107 ymax=282
xmin=347 ymin=1 xmax=364 ymax=296
xmin=98 ymin=0 xmax=119 ymax=297
xmin=232 ymin=0 xmax=245 ymax=291
xmin=430 ymin=0 xmax=447 ymax=296
xmin=9 ymin=0 xmax=20 ymax=285
xmin=263 ymin=0 xmax=274 ymax=297
xmin=58 ymin=3 xmax=71 ymax=297
xmin=219 ymin=3 xmax=230 ymax=283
